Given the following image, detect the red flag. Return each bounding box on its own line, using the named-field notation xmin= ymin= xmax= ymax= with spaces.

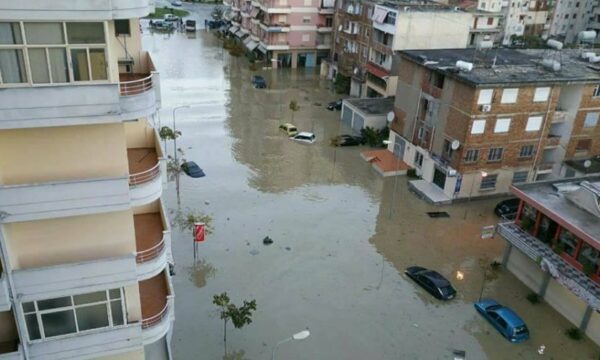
xmin=193 ymin=223 xmax=205 ymax=242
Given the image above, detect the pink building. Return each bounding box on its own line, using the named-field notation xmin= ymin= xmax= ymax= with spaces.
xmin=226 ymin=0 xmax=334 ymax=68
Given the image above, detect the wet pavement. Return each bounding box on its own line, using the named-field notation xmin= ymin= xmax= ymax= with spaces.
xmin=143 ymin=9 xmax=600 ymax=359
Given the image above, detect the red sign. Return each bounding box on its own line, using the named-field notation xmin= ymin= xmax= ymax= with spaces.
xmin=193 ymin=223 xmax=205 ymax=242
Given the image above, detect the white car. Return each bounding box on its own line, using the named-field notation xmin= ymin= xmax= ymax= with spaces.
xmin=290 ymin=132 xmax=316 ymax=144
xmin=172 ymin=1 xmax=183 ymax=6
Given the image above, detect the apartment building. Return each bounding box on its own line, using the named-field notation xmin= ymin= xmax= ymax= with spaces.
xmin=227 ymin=0 xmax=334 ymax=68
xmin=497 ymin=177 xmax=600 ymax=345
xmin=548 ymin=0 xmax=595 ymax=43
xmin=331 ymin=0 xmax=378 ymax=97
xmin=0 ymin=1 xmax=174 ymax=359
xmin=501 ymin=0 xmax=551 ymax=45
xmin=458 ymin=0 xmax=504 ymax=47
xmin=365 ymin=2 xmax=472 ymax=98
xmin=386 ymin=48 xmax=600 ymax=203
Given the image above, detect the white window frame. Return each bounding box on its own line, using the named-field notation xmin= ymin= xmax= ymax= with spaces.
xmin=477 ymin=89 xmax=494 ymax=105
xmin=533 ymin=87 xmax=551 ymax=102
xmin=593 ymin=84 xmax=600 ymax=98
xmin=22 ymin=288 xmax=126 ymax=342
xmin=302 ymin=16 xmax=311 ymax=24
xmin=500 ymin=88 xmax=518 ymax=103
xmin=480 ymin=173 xmax=498 ymax=190
xmin=471 ymin=119 xmax=486 ymax=134
xmin=494 ymin=118 xmax=511 ymax=133
xmin=526 ymin=115 xmax=543 ymax=131
xmin=584 ymin=112 xmax=599 ymax=128
xmin=487 ymin=147 xmax=504 ymax=162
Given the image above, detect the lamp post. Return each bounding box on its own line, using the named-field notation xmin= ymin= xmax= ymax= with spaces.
xmin=172 ymin=105 xmax=190 ymax=163
xmin=383 ymin=139 xmax=401 ymax=220
xmin=271 ymin=330 xmax=310 ymax=360
xmin=464 ymin=170 xmax=488 ymax=219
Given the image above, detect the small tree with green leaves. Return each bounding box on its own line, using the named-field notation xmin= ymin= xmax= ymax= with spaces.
xmin=211 ymin=5 xmax=225 ymax=20
xmin=289 ymin=100 xmax=299 ymax=123
xmin=159 ymin=126 xmax=181 ymax=157
xmin=213 ymin=292 xmax=257 ymax=356
xmin=167 ymin=148 xmax=185 ymax=205
xmin=172 ymin=208 xmax=213 ymax=234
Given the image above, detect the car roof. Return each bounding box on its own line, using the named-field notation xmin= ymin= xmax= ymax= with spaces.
xmin=283 ymin=123 xmax=296 ymax=127
xmin=184 ymin=161 xmax=199 ymax=168
xmin=297 ymin=132 xmax=314 ymax=137
xmin=495 ymin=307 xmax=526 ymax=326
xmin=421 ymin=270 xmax=450 ymax=287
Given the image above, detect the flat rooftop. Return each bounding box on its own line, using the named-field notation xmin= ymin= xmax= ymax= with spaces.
xmin=401 ymin=48 xmax=600 ymax=86
xmin=565 ymin=156 xmax=600 ymax=174
xmin=512 ymin=176 xmax=600 ymax=242
xmin=344 ymin=97 xmax=395 ymax=116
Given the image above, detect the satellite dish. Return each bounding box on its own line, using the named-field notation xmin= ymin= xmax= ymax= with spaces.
xmin=451 ymin=139 xmax=460 ymax=150
xmin=584 ymin=160 xmax=592 ymax=168
xmin=338 ymin=25 xmax=343 ymax=31
xmin=386 ymin=112 xmax=394 ymax=122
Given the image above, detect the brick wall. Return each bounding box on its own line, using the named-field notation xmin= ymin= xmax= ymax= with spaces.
xmin=564 ymin=84 xmax=600 ymax=159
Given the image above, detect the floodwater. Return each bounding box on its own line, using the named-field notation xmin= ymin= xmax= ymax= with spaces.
xmin=143 ymin=7 xmax=600 ymax=359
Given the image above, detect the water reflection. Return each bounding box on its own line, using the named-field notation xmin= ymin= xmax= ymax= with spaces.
xmin=187 ymin=258 xmax=216 ymax=288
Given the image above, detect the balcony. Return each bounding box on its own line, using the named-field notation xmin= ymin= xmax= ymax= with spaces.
xmin=139 ymin=271 xmax=174 ymax=345
xmin=498 ymin=222 xmax=600 ymax=310
xmin=118 ymin=52 xmax=161 ymax=120
xmin=0 ymin=310 xmax=21 ymax=360
xmin=317 ymin=40 xmax=332 ymax=50
xmin=259 ymin=0 xmax=291 ymax=13
xmin=260 ymin=40 xmax=289 ymax=50
xmin=0 ymin=176 xmax=130 ymax=223
xmin=0 ymin=345 xmax=22 ymax=360
xmin=259 ymin=22 xmax=290 ymax=32
xmin=545 ymin=134 xmax=561 ymax=148
xmin=134 ymin=201 xmax=171 ymax=281
xmin=319 ymin=7 xmax=335 ymax=14
xmin=552 ymin=110 xmax=568 ymax=122
xmin=371 ymin=40 xmax=393 ymax=56
xmin=127 ymin=130 xmax=166 ymax=207
xmin=317 ymin=25 xmax=333 ymax=32
xmin=0 ymin=0 xmax=154 ymax=21
xmin=536 ymin=162 xmax=555 ymax=174
xmin=421 ymin=81 xmax=443 ymax=99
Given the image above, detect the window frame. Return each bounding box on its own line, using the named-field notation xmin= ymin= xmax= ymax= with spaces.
xmin=525 ymin=115 xmax=543 ymax=132
xmin=519 ymin=144 xmax=535 ymax=158
xmin=471 ymin=119 xmax=486 ymax=134
xmin=487 ymin=147 xmax=504 ymax=162
xmin=533 ymin=87 xmax=551 ymax=102
xmin=464 ymin=149 xmax=479 ymax=163
xmin=494 ymin=118 xmax=511 ymax=133
xmin=477 ymin=89 xmax=494 ymax=105
xmin=592 ymin=84 xmax=600 ymax=98
xmin=584 ymin=112 xmax=599 ymax=128
xmin=480 ymin=173 xmax=498 ymax=190
xmin=500 ymin=88 xmax=518 ymax=104
xmin=512 ymin=171 xmax=529 ymax=184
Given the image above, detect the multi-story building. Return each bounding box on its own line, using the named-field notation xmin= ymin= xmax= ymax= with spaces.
xmin=331 ymin=0 xmax=378 ymax=97
xmin=497 ymin=177 xmax=600 ymax=345
xmin=459 ymin=0 xmax=504 ymax=47
xmin=386 ymin=48 xmax=600 ymax=203
xmin=365 ymin=2 xmax=472 ymax=98
xmin=548 ymin=0 xmax=595 ymax=43
xmin=501 ymin=0 xmax=551 ymax=45
xmin=229 ymin=0 xmax=334 ymax=68
xmin=0 ymin=1 xmax=174 ymax=359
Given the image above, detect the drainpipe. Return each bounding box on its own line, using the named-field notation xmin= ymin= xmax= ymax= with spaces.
xmin=0 ymin=221 xmax=30 ymax=360
xmin=531 ymin=86 xmax=555 ymax=181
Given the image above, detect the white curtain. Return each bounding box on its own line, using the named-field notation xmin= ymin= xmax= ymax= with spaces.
xmin=372 ymin=8 xmax=389 ymax=24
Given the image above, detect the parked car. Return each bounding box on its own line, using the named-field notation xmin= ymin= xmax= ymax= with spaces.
xmin=405 ymin=266 xmax=456 ymax=300
xmin=181 ymin=161 xmax=205 ymax=178
xmin=474 ymin=300 xmax=529 ymax=343
xmin=332 ymin=134 xmax=364 ymax=147
xmin=172 ymin=0 xmax=183 ymax=6
xmin=291 ymin=132 xmax=316 ymax=144
xmin=163 ymin=14 xmax=179 ymax=22
xmin=149 ymin=19 xmax=175 ymax=30
xmin=327 ymin=99 xmax=343 ymax=111
xmin=494 ymin=198 xmax=520 ymax=219
xmin=279 ymin=123 xmax=298 ymax=136
xmin=185 ymin=20 xmax=196 ymax=32
xmin=251 ymin=75 xmax=267 ymax=89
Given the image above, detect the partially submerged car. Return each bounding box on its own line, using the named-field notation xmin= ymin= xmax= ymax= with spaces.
xmin=279 ymin=123 xmax=298 ymax=136
xmin=474 ymin=299 xmax=529 ymax=343
xmin=181 ymin=161 xmax=205 ymax=178
xmin=332 ymin=134 xmax=364 ymax=147
xmin=494 ymin=198 xmax=520 ymax=220
xmin=327 ymin=99 xmax=342 ymax=111
xmin=405 ymin=266 xmax=456 ymax=300
xmin=251 ymin=75 xmax=266 ymax=89
xmin=291 ymin=132 xmax=316 ymax=144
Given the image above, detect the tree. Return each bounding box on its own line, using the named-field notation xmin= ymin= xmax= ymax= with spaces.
xmin=159 ymin=126 xmax=181 ymax=157
xmin=289 ymin=100 xmax=299 ymax=123
xmin=213 ymin=292 xmax=257 ymax=356
xmin=166 ymin=148 xmax=185 ymax=205
xmin=212 ymin=5 xmax=225 ymax=20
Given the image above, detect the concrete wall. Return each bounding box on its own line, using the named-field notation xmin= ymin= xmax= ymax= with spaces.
xmin=4 ymin=210 xmax=135 ymax=270
xmin=107 ymin=19 xmax=145 ymax=81
xmin=393 ymin=12 xmax=471 ymax=50
xmin=0 ymin=0 xmax=153 ymax=21
xmin=506 ymin=244 xmax=545 ymax=291
xmin=125 ymin=118 xmax=156 ymax=149
xmin=125 ymin=283 xmax=142 ymax=323
xmin=0 ymin=123 xmax=128 ymax=185
xmin=96 ymin=349 xmax=145 ymax=360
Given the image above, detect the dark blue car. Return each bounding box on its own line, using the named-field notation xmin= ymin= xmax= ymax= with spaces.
xmin=474 ymin=299 xmax=529 ymax=343
xmin=405 ymin=266 xmax=456 ymax=300
xmin=181 ymin=161 xmax=205 ymax=178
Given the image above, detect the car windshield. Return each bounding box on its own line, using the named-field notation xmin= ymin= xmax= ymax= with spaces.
xmin=513 ymin=325 xmax=528 ymax=336
xmin=289 ymin=127 xmax=297 ymax=132
xmin=486 ymin=304 xmax=502 ymax=311
xmin=440 ymin=286 xmax=454 ymax=296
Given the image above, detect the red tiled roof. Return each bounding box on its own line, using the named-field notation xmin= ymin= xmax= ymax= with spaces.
xmin=366 ymin=62 xmax=390 ymax=79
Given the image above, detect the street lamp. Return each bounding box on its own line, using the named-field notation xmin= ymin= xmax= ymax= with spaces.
xmin=464 ymin=170 xmax=488 ymax=219
xmin=383 ymin=139 xmax=401 ymax=220
xmin=172 ymin=105 xmax=190 ymax=164
xmin=271 ymin=330 xmax=310 ymax=360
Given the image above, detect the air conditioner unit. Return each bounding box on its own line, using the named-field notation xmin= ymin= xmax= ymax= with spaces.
xmin=480 ymin=104 xmax=492 ymax=112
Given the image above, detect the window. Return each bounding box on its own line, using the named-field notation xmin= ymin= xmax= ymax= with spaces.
xmin=487 ymin=17 xmax=494 ymax=25
xmin=302 ymin=34 xmax=310 ymax=42
xmin=576 ymin=139 xmax=592 ymax=151
xmin=115 ymin=19 xmax=131 ymax=36
xmin=488 ymin=147 xmax=504 ymax=162
xmin=471 ymin=119 xmax=486 ymax=134
xmin=66 ymin=22 xmax=105 ymax=44
xmin=494 ymin=118 xmax=511 ymax=133
xmin=464 ymin=149 xmax=479 ymax=163
xmin=584 ymin=112 xmax=599 ymax=128
xmin=326 ymin=17 xmax=333 ymax=27
xmin=414 ymin=152 xmax=424 ymax=168
xmin=480 ymin=174 xmax=498 ymax=189
xmin=558 ymin=228 xmax=579 ymax=257
xmin=24 ymin=23 xmax=64 ymax=44
xmin=303 ymin=16 xmax=311 ymax=24
xmin=519 ymin=144 xmax=535 ymax=158
xmin=526 ymin=116 xmax=543 ymax=131
xmin=533 ymin=87 xmax=551 ymax=102
xmin=593 ymin=84 xmax=600 ymax=98
xmin=385 ymin=12 xmax=396 ymax=25
xmin=0 ymin=22 xmax=23 ymax=44
xmin=512 ymin=171 xmax=528 ymax=184
xmin=477 ymin=89 xmax=494 ymax=104
xmin=0 ymin=49 xmax=27 ymax=83
xmin=22 ymin=289 xmax=126 ymax=341
xmin=501 ymin=88 xmax=518 ymax=103
xmin=443 ymin=139 xmax=453 ymax=159
xmin=577 ymin=243 xmax=599 ymax=274
xmin=430 ymin=72 xmax=445 ymax=89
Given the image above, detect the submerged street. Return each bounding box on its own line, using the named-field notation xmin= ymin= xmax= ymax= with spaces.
xmin=144 ymin=6 xmax=600 ymax=359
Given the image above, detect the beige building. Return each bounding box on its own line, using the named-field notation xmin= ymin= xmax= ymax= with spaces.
xmin=0 ymin=1 xmax=174 ymax=359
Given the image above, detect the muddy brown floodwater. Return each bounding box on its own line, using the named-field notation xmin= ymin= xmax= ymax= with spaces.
xmin=143 ymin=13 xmax=600 ymax=360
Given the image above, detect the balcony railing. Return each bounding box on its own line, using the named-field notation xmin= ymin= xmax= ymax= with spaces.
xmin=136 ymin=238 xmax=165 ymax=264
xmin=142 ymin=300 xmax=170 ymax=329
xmin=129 ymin=163 xmax=161 ymax=186
xmin=119 ymin=75 xmax=154 ymax=97
xmin=552 ymin=110 xmax=568 ymax=122
xmin=498 ymin=222 xmax=600 ymax=310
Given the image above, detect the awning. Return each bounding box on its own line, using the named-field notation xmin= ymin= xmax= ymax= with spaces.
xmin=246 ymin=40 xmax=259 ymax=51
xmin=258 ymin=44 xmax=267 ymax=53
xmin=229 ymin=26 xmax=239 ymax=33
xmin=243 ymin=36 xmax=252 ymax=45
xmin=372 ymin=7 xmax=389 ymax=24
xmin=366 ymin=62 xmax=390 ymax=79
xmin=250 ymin=8 xmax=260 ymax=17
xmin=322 ymin=0 xmax=334 ymax=7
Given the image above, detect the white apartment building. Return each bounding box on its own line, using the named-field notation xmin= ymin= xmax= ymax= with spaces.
xmin=465 ymin=0 xmax=503 ymax=47
xmin=549 ymin=0 xmax=595 ymax=43
xmin=0 ymin=1 xmax=175 ymax=359
xmin=501 ymin=0 xmax=550 ymax=45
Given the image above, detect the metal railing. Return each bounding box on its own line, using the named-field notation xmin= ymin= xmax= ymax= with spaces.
xmin=129 ymin=163 xmax=161 ymax=186
xmin=119 ymin=74 xmax=154 ymax=96
xmin=141 ymin=301 xmax=170 ymax=329
xmin=136 ymin=238 xmax=166 ymax=263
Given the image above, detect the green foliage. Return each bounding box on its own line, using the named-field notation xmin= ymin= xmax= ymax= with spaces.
xmin=211 ymin=5 xmax=225 ymax=20
xmin=526 ymin=292 xmax=540 ymax=304
xmin=159 ymin=126 xmax=181 ymax=141
xmin=360 ymin=126 xmax=389 ymax=148
xmin=583 ymin=262 xmax=596 ymax=276
xmin=213 ymin=292 xmax=257 ymax=355
xmin=172 ymin=208 xmax=213 ymax=234
xmin=145 ymin=6 xmax=189 ymax=19
xmin=334 ymin=73 xmax=350 ymax=94
xmin=566 ymin=327 xmax=583 ymax=341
